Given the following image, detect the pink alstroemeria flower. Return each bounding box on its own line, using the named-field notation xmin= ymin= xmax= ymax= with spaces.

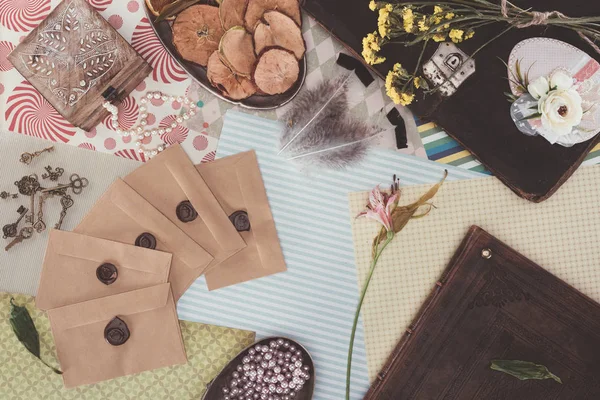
xmin=357 ymin=185 xmax=399 ymax=232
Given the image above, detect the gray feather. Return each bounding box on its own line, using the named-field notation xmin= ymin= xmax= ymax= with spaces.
xmin=287 ymin=114 xmax=376 ymax=169
xmin=280 ymin=75 xmax=350 ymax=154
xmin=280 ymin=75 xmax=377 ymax=169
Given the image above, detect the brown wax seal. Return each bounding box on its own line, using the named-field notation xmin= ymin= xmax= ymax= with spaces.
xmin=229 ymin=210 xmax=251 ymax=232
xmin=96 ymin=263 xmax=118 ymax=285
xmin=135 ymin=232 xmax=157 ymax=249
xmin=104 ymin=317 xmax=130 ymax=346
xmin=176 ymin=200 xmax=198 ymax=223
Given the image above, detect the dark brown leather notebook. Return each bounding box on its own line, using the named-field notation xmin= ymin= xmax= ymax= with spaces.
xmin=302 ymin=0 xmax=600 ymax=202
xmin=365 ymin=226 xmax=600 ymax=399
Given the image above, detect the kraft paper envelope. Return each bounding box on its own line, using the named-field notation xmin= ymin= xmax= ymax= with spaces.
xmin=36 ymin=230 xmax=172 ymax=310
xmin=195 ymin=151 xmax=286 ymax=290
xmin=74 ymin=179 xmax=212 ymax=301
xmin=48 ymin=283 xmax=187 ymax=388
xmin=124 ymin=144 xmax=246 ymax=271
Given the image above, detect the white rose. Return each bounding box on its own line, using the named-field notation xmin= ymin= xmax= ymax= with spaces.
xmin=550 ymin=70 xmax=574 ymax=91
xmin=539 ymin=89 xmax=583 ymax=136
xmin=528 ymin=76 xmax=550 ymax=100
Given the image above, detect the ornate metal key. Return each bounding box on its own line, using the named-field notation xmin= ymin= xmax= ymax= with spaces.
xmin=14 ymin=175 xmax=40 ymax=225
xmin=5 ymin=227 xmax=33 ymax=251
xmin=2 ymin=206 xmax=28 ymax=239
xmin=42 ymin=174 xmax=89 ymax=195
xmin=19 ymin=146 xmax=54 ymax=165
xmin=55 ymin=195 xmax=74 ymax=230
xmin=33 ymin=193 xmax=51 ymax=233
xmin=42 ymin=166 xmax=65 ymax=181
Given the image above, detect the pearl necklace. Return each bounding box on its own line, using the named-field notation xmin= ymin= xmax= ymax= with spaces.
xmin=102 ymin=90 xmax=198 ymax=159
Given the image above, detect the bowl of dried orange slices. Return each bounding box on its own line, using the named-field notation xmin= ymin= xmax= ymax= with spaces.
xmin=145 ymin=0 xmax=307 ymax=109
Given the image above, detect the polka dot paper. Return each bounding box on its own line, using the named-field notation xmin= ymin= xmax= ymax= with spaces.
xmin=348 ymin=165 xmax=600 ymax=382
xmin=0 ymin=0 xmax=217 ymax=164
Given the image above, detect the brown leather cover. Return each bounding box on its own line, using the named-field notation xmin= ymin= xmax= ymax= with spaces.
xmin=302 ymin=0 xmax=600 ymax=202
xmin=364 ymin=226 xmax=600 ymax=399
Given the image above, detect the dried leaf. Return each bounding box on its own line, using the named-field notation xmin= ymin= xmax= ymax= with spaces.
xmin=490 ymin=360 xmax=562 ymax=384
xmin=9 ymin=298 xmax=62 ymax=374
xmin=155 ymin=0 xmax=202 ymax=22
xmin=373 ymin=170 xmax=447 ymax=250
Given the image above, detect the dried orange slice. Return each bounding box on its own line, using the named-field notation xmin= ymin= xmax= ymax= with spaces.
xmin=145 ymin=0 xmax=176 ymax=16
xmin=172 ymin=4 xmax=225 ymax=67
xmin=207 ymin=51 xmax=257 ymax=100
xmin=253 ymin=47 xmax=299 ymax=95
xmin=254 ymin=11 xmax=305 ymax=60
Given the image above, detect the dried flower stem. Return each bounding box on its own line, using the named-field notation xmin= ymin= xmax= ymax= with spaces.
xmin=345 ymin=231 xmax=394 ymax=400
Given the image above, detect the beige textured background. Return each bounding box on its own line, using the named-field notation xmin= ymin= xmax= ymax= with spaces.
xmin=348 ymin=165 xmax=600 ymax=381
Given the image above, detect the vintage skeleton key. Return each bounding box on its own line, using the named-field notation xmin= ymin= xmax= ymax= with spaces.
xmin=25 ymin=192 xmax=35 ymax=224
xmin=5 ymin=227 xmax=33 ymax=251
xmin=55 ymin=195 xmax=74 ymax=230
xmin=2 ymin=206 xmax=28 ymax=239
xmin=41 ymin=174 xmax=88 ymax=195
xmin=33 ymin=193 xmax=51 ymax=233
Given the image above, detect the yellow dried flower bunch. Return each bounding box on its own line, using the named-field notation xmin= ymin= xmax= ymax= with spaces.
xmin=363 ymin=0 xmax=600 ymax=107
xmin=362 ymin=2 xmax=476 ymax=105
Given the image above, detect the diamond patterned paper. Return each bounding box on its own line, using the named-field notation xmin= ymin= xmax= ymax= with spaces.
xmin=0 ymin=292 xmax=255 ymax=399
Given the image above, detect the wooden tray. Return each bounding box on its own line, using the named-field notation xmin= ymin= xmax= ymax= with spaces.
xmin=302 ymin=0 xmax=600 ymax=202
xmin=144 ymin=3 xmax=306 ymax=110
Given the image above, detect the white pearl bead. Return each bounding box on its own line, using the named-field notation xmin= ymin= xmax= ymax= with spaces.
xmin=161 ymin=95 xmax=168 ymax=101
xmin=151 ymin=150 xmax=157 ymax=156
xmin=166 ymin=127 xmax=172 ymax=133
xmin=138 ymin=134 xmax=145 ymax=140
xmin=116 ymin=128 xmax=122 ymax=134
xmin=176 ymin=96 xmax=183 ymax=102
xmin=176 ymin=117 xmax=183 ymax=123
xmin=190 ymin=103 xmax=197 ymax=108
xmin=189 ymin=109 xmax=196 ymax=115
xmin=144 ymin=132 xmax=150 ymax=137
xmin=139 ymin=106 xmax=146 ymax=112
xmin=140 ymin=120 xmax=147 ymax=126
xmin=169 ymin=96 xmax=175 ymax=102
xmin=129 ymin=130 xmax=135 ymax=136
xmin=151 ymin=130 xmax=158 ymax=135
xmin=135 ymin=141 xmax=141 ymax=147
xmin=140 ymin=113 xmax=147 ymax=118
xmin=144 ymin=151 xmax=150 ymax=157
xmin=140 ymin=98 xmax=147 ymax=104
xmin=137 ymin=127 xmax=143 ymax=133
xmin=183 ymin=114 xmax=190 ymax=120
xmin=158 ymin=129 xmax=165 ymax=135
xmin=171 ymin=122 xmax=177 ymax=128
xmin=184 ymin=98 xmax=190 ymax=104
xmin=158 ymin=145 xmax=164 ymax=152
xmin=147 ymin=93 xmax=153 ymax=99
xmin=138 ymin=148 xmax=144 ymax=153
xmin=154 ymin=93 xmax=161 ymax=99
xmin=111 ymin=116 xmax=118 ymax=121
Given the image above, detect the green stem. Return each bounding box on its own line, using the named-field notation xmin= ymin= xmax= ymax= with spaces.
xmin=402 ymin=40 xmax=429 ymax=92
xmin=345 ymin=231 xmax=395 ymax=400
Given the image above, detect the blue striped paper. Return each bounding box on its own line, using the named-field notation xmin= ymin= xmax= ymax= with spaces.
xmin=177 ymin=111 xmax=487 ymax=400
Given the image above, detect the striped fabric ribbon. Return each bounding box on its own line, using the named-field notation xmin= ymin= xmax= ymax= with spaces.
xmin=418 ymin=122 xmax=600 ymax=172
xmin=177 ymin=111 xmax=486 ymax=400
